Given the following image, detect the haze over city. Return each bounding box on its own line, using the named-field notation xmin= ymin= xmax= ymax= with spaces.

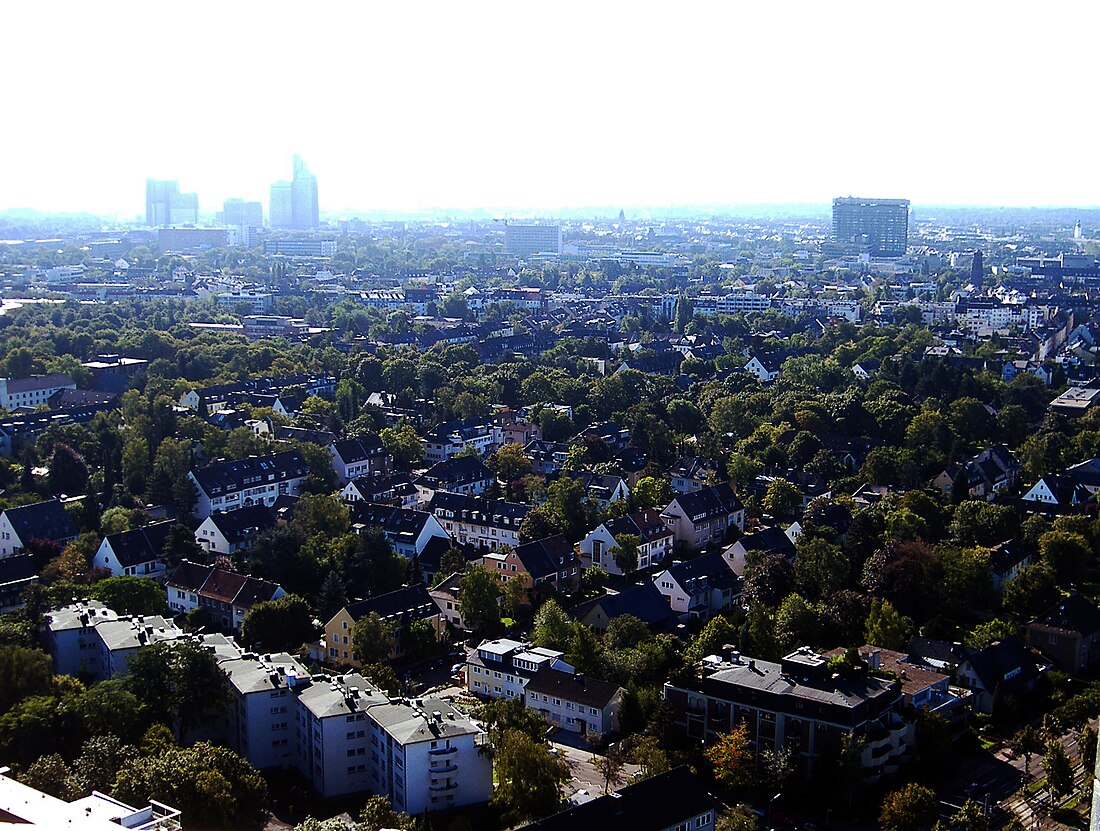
xmin=6 ymin=1 xmax=1100 ymax=217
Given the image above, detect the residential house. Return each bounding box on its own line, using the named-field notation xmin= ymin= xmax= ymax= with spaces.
xmin=574 ymin=421 xmax=632 ymax=452
xmin=189 ymin=450 xmax=310 ymax=519
xmin=579 ymin=510 xmax=674 ymax=576
xmin=481 ymin=534 xmax=581 ymax=600
xmin=501 ymin=420 xmax=541 ymax=447
xmin=989 ymin=539 xmax=1035 ymax=591
xmin=166 ymin=560 xmax=286 ymax=630
xmin=932 ymin=445 xmax=1021 ymax=500
xmin=323 ymin=585 xmax=443 ymax=666
xmin=428 ymin=492 xmax=530 ymax=551
xmin=194 ymin=505 xmax=277 ymax=556
xmin=340 ymin=473 xmax=419 ymax=508
xmin=0 ymin=498 xmax=78 ymax=558
xmin=1026 ymin=592 xmax=1100 ymax=674
xmin=570 ymin=470 xmax=630 ymax=509
xmin=668 ymin=456 xmax=726 ymax=494
xmin=660 ymin=483 xmax=745 ymax=553
xmin=348 ymin=502 xmax=450 ymax=559
xmin=953 ymin=636 xmax=1040 ymax=714
xmin=824 ymin=646 xmax=970 ymax=720
xmin=464 ymin=637 xmax=573 ymax=702
xmin=429 ymin=572 xmax=468 ymax=631
xmin=852 ymin=358 xmax=881 ymax=380
xmin=723 ymin=526 xmax=796 ymax=577
xmin=744 ymin=354 xmax=782 ymax=384
xmin=525 ymin=439 xmax=569 ymax=476
xmin=523 ymin=666 xmax=622 ymax=738
xmin=652 ymin=551 xmax=742 ymax=622
xmin=178 ymin=374 xmax=336 ymax=413
xmin=416 ymin=456 xmax=495 ymax=502
xmin=422 ymin=418 xmax=501 ymax=463
xmin=664 ymin=646 xmax=910 ymax=782
xmin=329 ymin=436 xmax=393 ymax=484
xmin=92 ymin=520 xmax=176 ymax=580
xmin=570 ymin=582 xmax=679 ymax=634
xmin=1021 ymin=474 xmax=1092 ymax=510
xmin=519 ymin=766 xmax=716 ymax=831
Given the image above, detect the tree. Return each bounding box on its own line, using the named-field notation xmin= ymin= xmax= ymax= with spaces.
xmin=593 ymin=742 xmax=626 ymax=794
xmin=359 ymin=794 xmax=415 ymax=831
xmin=533 ymin=599 xmax=572 ymax=651
xmin=762 ymin=479 xmax=801 ymax=520
xmin=88 ymin=576 xmax=169 ymax=616
xmin=948 ymin=800 xmax=989 ymax=831
xmin=632 ymin=476 xmax=672 ymax=510
xmin=1011 ymin=725 xmax=1045 ymax=780
xmin=1038 ymin=529 xmax=1091 ymax=585
xmin=879 ymin=782 xmax=938 ymax=831
xmin=492 ymin=728 xmax=570 ymax=824
xmin=352 ymin=612 xmax=395 ymax=665
xmin=743 ymin=552 xmax=795 ymax=609
xmin=379 ymin=422 xmax=423 ymax=467
xmin=1078 ymin=723 xmax=1097 ymax=773
xmin=518 ymin=506 xmax=564 ymax=542
xmin=950 ymin=501 xmax=1018 ymax=547
xmin=1002 ymin=563 xmax=1060 ymax=618
xmin=686 ymin=615 xmax=737 ymax=664
xmin=1044 ymin=739 xmax=1073 ymax=800
xmin=964 ymin=619 xmax=1016 ymax=650
xmin=706 ymin=722 xmax=756 ymax=790
xmin=475 ymin=697 xmax=551 ymax=746
xmin=459 ymin=565 xmax=502 ymax=637
xmin=717 ymin=805 xmax=763 ymax=831
xmin=49 ymin=443 xmax=89 ymax=496
xmin=241 ymin=594 xmax=316 ymax=653
xmin=488 ymin=443 xmax=532 ymax=493
xmin=567 ymin=622 xmax=603 ymax=675
xmin=674 ymin=295 xmax=693 ymax=335
xmin=113 ymin=741 xmax=267 ymax=828
xmin=864 ymin=598 xmax=913 ymax=650
xmin=610 ymin=533 xmax=641 ymax=574
xmin=147 ymin=438 xmax=194 ymax=511
xmin=125 ymin=640 xmax=231 ymax=742
xmin=793 ymin=538 xmax=850 ymax=602
xmin=0 ymin=645 xmax=52 ymax=716
xmin=291 ymin=493 xmax=351 ymax=539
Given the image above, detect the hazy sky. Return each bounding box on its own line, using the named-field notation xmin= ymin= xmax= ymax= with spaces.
xmin=5 ymin=2 xmax=1099 ymax=216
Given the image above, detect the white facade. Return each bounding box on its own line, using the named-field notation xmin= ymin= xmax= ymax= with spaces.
xmin=0 ymin=375 xmax=76 ymax=410
xmin=190 ymin=467 xmax=308 ymax=520
xmin=465 ymin=638 xmax=574 ymax=703
xmin=744 ymin=356 xmax=780 ymax=384
xmin=91 ymin=538 xmax=167 ymax=580
xmin=579 ymin=522 xmax=673 ymax=576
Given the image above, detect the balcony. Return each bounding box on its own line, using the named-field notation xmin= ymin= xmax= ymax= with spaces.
xmin=429 ymin=745 xmax=458 ymax=756
xmin=430 ymin=781 xmax=459 ymax=792
xmin=430 ymin=761 xmax=458 ymax=773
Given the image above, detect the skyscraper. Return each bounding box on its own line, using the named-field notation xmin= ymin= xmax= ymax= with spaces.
xmin=504 ymin=223 xmax=562 ymax=257
xmin=222 ymin=198 xmax=263 ymax=228
xmin=145 ymin=179 xmax=199 ymax=226
xmin=831 ymin=197 xmax=910 ymax=258
xmin=270 ymin=155 xmax=319 ymax=229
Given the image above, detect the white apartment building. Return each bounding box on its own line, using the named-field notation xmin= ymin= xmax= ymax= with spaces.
xmin=0 ymin=374 xmax=76 ymax=410
xmin=465 ymin=638 xmax=574 ymax=702
xmin=189 ymin=451 xmax=310 ymax=519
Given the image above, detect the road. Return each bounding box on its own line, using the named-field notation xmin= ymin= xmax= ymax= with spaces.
xmin=549 ymin=735 xmax=641 ymax=805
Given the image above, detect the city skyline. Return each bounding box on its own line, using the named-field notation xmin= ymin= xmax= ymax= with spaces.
xmin=5 ymin=2 xmax=1100 ymax=216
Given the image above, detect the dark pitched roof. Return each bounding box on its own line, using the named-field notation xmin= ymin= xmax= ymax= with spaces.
xmin=960 ymin=636 xmax=1040 ymax=692
xmin=524 ymin=666 xmax=621 ymax=709
xmin=166 ymin=560 xmax=282 ymax=607
xmin=0 ymin=553 xmax=39 ymax=587
xmin=666 ymin=482 xmax=742 ymax=521
xmin=3 ymin=499 xmax=77 ymax=545
xmin=1030 ymin=592 xmax=1100 ymax=638
xmin=206 ymin=505 xmax=277 ymax=545
xmin=514 ymin=534 xmax=580 ymax=579
xmin=345 ymin=585 xmax=438 ymax=625
xmin=348 ymin=502 xmax=434 ymax=538
xmin=421 ymin=455 xmax=494 ymax=487
xmin=523 ymin=766 xmax=716 ymax=831
xmin=571 ymin=582 xmax=678 ymax=631
xmin=332 ymin=435 xmax=388 ymax=464
xmin=738 ymin=526 xmax=796 ymax=559
xmin=665 ymin=551 xmax=740 ymax=593
xmin=604 ymin=510 xmax=673 ymax=545
xmin=989 ymin=539 xmax=1034 ymax=575
xmin=101 ymin=520 xmax=177 ymax=567
xmin=191 ymin=450 xmax=309 ymax=496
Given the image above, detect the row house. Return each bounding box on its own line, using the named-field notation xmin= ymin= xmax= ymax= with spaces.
xmin=422 ymin=418 xmax=502 ymax=464
xmin=427 ymin=492 xmax=529 ymax=551
xmin=415 ymin=456 xmax=495 ymax=503
xmin=579 ymin=510 xmax=674 ymax=576
xmin=652 ymin=551 xmax=742 ymax=623
xmin=166 ymin=560 xmax=286 ymax=631
xmin=480 ymin=534 xmax=581 ymax=601
xmin=660 ymin=483 xmax=745 ymax=553
xmin=329 ymin=436 xmax=393 ymax=484
xmin=189 ymin=451 xmax=310 ymax=519
xmin=341 ymin=473 xmax=420 ymax=509
xmin=322 ymin=584 xmax=443 ymax=666
xmin=525 ymin=439 xmax=569 ymax=476
xmin=348 ymin=502 xmax=449 ymax=560
xmin=668 ymin=456 xmax=726 ymax=494
xmin=195 ymin=505 xmax=277 ymax=556
xmin=523 ymin=667 xmax=623 ymax=738
xmin=178 ymin=374 xmax=336 ymax=412
xmin=464 ymin=637 xmax=573 ymax=702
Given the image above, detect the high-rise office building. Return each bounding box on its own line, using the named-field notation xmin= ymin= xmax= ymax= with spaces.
xmin=270 ymin=155 xmax=319 ymax=229
xmin=222 ymin=198 xmax=263 ymax=228
xmin=831 ymin=197 xmax=910 ymax=258
xmin=504 ymin=223 xmax=562 ymax=258
xmin=145 ymin=179 xmax=199 ymax=226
